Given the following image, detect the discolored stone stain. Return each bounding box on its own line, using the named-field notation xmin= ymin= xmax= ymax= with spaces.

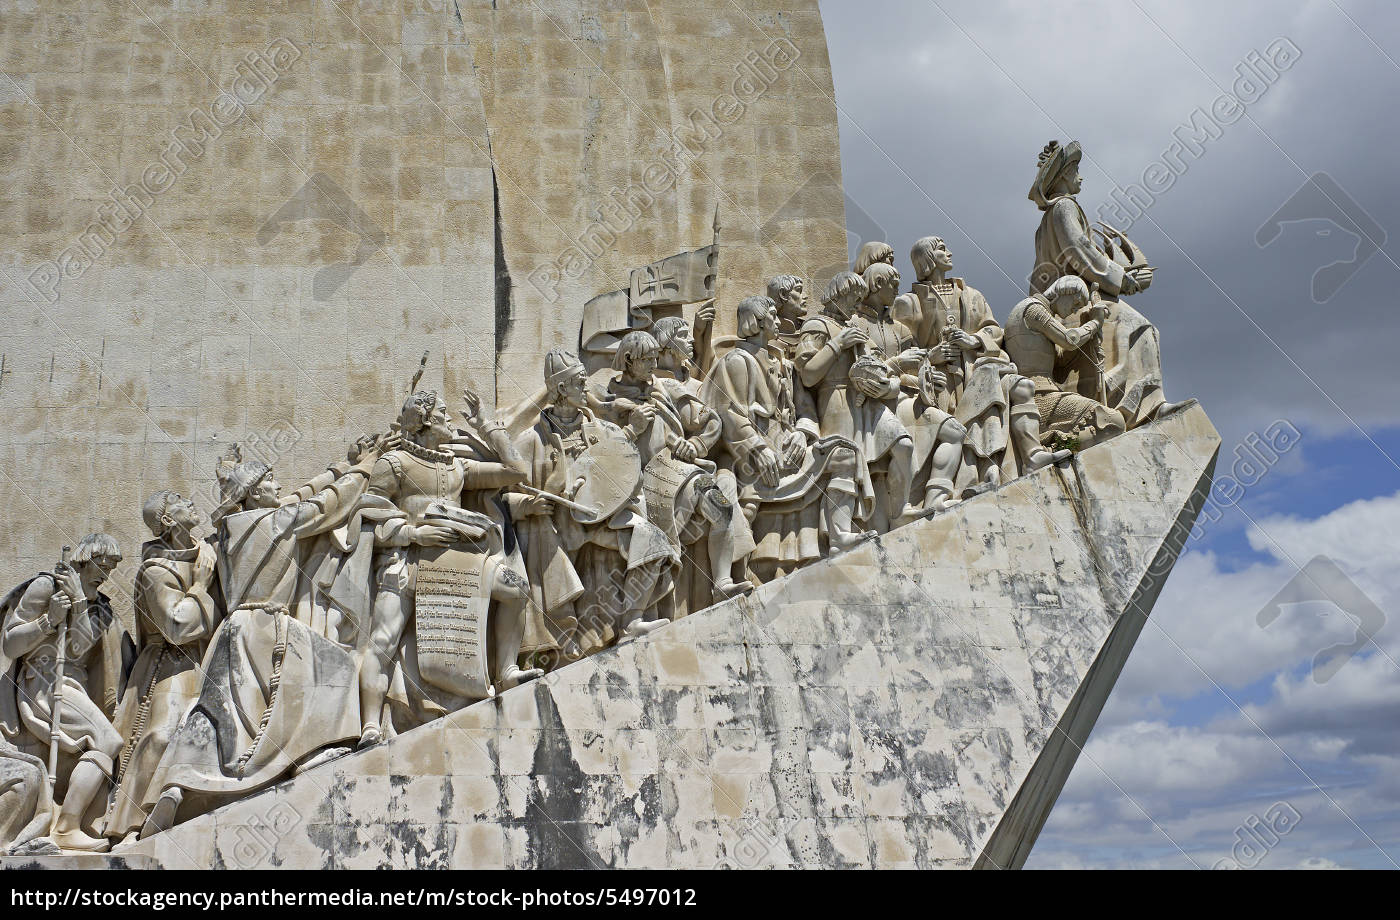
xmin=519 ymin=687 xmax=597 ymax=869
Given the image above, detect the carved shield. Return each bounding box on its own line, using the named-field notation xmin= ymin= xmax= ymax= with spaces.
xmin=568 ymin=427 xmax=642 ymax=524
xmin=642 ymin=451 xmax=708 ymax=540
xmin=413 ymin=543 xmax=494 ymax=700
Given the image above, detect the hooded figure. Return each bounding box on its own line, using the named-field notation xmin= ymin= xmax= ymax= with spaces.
xmin=137 ymin=444 xmax=379 ymax=839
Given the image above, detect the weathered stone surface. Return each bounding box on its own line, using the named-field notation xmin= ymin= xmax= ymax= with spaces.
xmin=57 ymin=402 xmax=1218 ymax=869
xmin=0 ymin=0 xmax=846 ymax=607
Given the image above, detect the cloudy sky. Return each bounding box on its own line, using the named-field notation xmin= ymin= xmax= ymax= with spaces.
xmin=820 ymin=0 xmax=1400 ymax=868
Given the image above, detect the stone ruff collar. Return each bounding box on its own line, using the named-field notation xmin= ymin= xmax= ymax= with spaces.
xmin=400 ymin=439 xmax=455 ymax=465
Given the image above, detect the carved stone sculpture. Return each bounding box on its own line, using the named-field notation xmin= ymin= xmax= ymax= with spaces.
xmin=796 ymin=271 xmax=919 ymax=532
xmin=0 ymin=738 xmax=54 ymax=855
xmin=895 ymin=236 xmax=1067 ymax=491
xmin=860 ymin=262 xmax=968 ymax=513
xmin=1028 ymin=139 xmax=1183 ymax=428
xmin=765 ymin=274 xmax=812 ymax=354
xmin=702 ymin=296 xmax=876 ymax=581
xmin=0 ymin=534 xmax=129 ymax=852
xmin=357 ymin=393 xmax=536 ymax=747
xmin=104 ymin=492 xmax=219 ymax=845
xmin=647 ymin=318 xmax=757 ymax=613
xmin=511 ymin=351 xmax=679 ymax=669
xmin=1004 ymin=275 xmax=1128 ymax=449
xmin=135 ymin=446 xmax=379 ymax=838
xmin=853 ymin=240 xmax=895 ymax=275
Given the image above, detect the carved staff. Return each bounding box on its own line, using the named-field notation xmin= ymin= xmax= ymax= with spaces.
xmin=512 ymin=483 xmax=601 ymax=518
xmin=1087 ymin=282 xmax=1108 ymax=407
xmin=47 ymin=544 xmax=72 ymax=801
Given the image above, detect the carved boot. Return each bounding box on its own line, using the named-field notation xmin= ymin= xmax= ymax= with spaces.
xmin=140 ymin=787 xmax=182 ymax=840
xmin=52 ymin=760 xmax=111 ymax=853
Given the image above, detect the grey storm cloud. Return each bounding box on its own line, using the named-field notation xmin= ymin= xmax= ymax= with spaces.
xmin=820 ymin=0 xmax=1400 ymax=452
xmin=818 ymin=0 xmax=1400 ymax=868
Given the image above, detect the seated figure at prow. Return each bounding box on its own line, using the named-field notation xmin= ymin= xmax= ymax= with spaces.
xmin=894 ymin=236 xmax=1068 ymax=495
xmin=1004 ymin=275 xmax=1127 ymax=450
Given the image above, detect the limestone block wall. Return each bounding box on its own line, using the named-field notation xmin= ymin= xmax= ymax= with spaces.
xmin=0 ymin=0 xmax=846 ymax=614
xmin=83 ymin=404 xmax=1219 ymax=870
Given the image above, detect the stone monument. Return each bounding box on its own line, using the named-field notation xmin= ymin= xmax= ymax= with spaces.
xmin=0 ymin=0 xmax=1211 ymax=871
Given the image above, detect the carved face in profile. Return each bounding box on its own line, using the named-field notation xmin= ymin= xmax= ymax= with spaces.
xmin=929 ymin=239 xmax=953 ymax=274
xmin=426 ymin=397 xmax=455 ymax=442
xmin=761 ymin=301 xmax=779 ymax=337
xmin=161 ymin=494 xmax=202 ymax=533
xmin=666 ymin=323 xmax=694 ymax=362
xmin=556 ymin=367 xmax=588 ymax=410
xmin=1057 ymin=161 xmax=1083 ymax=196
xmin=777 ymin=279 xmax=807 ymax=321
xmin=247 ymin=474 xmax=282 ymax=509
xmin=869 ymin=269 xmax=900 ymax=308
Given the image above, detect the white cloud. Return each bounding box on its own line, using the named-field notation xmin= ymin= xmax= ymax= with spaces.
xmin=1031 ymin=486 xmax=1400 ymax=867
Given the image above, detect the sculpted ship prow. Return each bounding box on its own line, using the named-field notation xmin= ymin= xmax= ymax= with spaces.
xmin=1 ymin=139 xmax=1200 ymax=869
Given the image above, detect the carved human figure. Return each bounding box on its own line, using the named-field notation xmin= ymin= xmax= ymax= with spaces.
xmin=895 ymin=236 xmax=1067 ymax=490
xmin=765 ymin=274 xmax=812 ymax=354
xmin=857 ymin=262 xmax=967 ymax=513
xmin=0 ymin=738 xmax=53 ymax=855
xmin=511 ymin=350 xmax=680 ymax=668
xmin=853 ymin=240 xmax=895 ymax=275
xmin=1028 ymin=139 xmax=1183 ymax=427
xmin=136 ymin=443 xmax=381 ymax=839
xmin=357 ymin=392 xmax=537 ymax=748
xmin=1003 ymin=275 xmax=1127 ymax=449
xmin=104 ymin=491 xmax=219 ymax=845
xmin=647 ymin=318 xmax=757 ymax=612
xmin=796 ymin=271 xmax=918 ymax=532
xmin=0 ymin=534 xmax=128 ymax=852
xmin=703 ymin=295 xmax=875 ymax=580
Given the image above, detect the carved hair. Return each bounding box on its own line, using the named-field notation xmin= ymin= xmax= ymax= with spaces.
xmin=909 ymin=236 xmax=946 ymax=271
xmin=398 ymin=390 xmax=439 ymax=436
xmin=613 ymin=330 xmax=660 ymax=373
xmin=853 ymin=241 xmax=895 ymax=275
xmin=822 ymin=271 xmax=868 ymax=310
xmin=650 ymin=316 xmax=690 ymax=355
xmin=70 ymin=532 xmax=121 ymax=565
xmin=1047 ymin=274 xmax=1090 ymax=303
xmin=736 ymin=295 xmax=776 ymax=338
xmin=861 ymin=261 xmax=900 ymax=294
xmin=141 ymin=490 xmax=183 ymax=536
xmin=766 ymin=274 xmax=803 ymax=304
